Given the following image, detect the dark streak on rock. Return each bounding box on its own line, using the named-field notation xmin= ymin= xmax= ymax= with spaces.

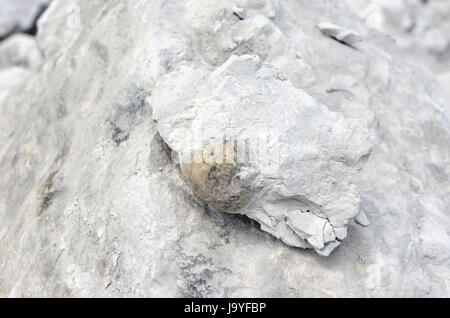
xmin=107 ymin=120 xmax=130 ymax=146
xmin=233 ymin=12 xmax=244 ymax=20
xmin=37 ymin=171 xmax=61 ymax=216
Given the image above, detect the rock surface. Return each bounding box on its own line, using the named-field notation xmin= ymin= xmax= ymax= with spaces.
xmin=151 ymin=53 xmax=371 ymax=255
xmin=318 ymin=22 xmax=362 ymax=46
xmin=0 ymin=0 xmax=51 ymax=39
xmin=0 ymin=34 xmax=43 ymax=70
xmin=344 ymin=0 xmax=450 ymax=100
xmin=0 ymin=0 xmax=449 ymax=297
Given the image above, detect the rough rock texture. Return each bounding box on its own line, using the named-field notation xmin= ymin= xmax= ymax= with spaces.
xmin=0 ymin=0 xmax=449 ymax=297
xmin=0 ymin=33 xmax=43 ymax=110
xmin=0 ymin=67 xmax=30 ymax=103
xmin=344 ymin=0 xmax=450 ymax=100
xmin=318 ymin=22 xmax=363 ymax=46
xmin=0 ymin=34 xmax=43 ymax=70
xmin=151 ymin=54 xmax=371 ymax=255
xmin=0 ymin=0 xmax=51 ymax=39
xmin=344 ymin=0 xmax=450 ymax=64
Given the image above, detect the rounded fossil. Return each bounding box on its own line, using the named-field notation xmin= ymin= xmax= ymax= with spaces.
xmin=182 ymin=140 xmax=255 ymax=213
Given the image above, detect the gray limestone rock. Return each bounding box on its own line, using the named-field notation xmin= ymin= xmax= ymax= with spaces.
xmin=151 ymin=54 xmax=371 ymax=255
xmin=0 ymin=66 xmax=30 ymax=103
xmin=0 ymin=0 xmax=51 ymax=39
xmin=0 ymin=34 xmax=43 ymax=70
xmin=355 ymin=211 xmax=371 ymax=227
xmin=318 ymin=22 xmax=362 ymax=46
xmin=0 ymin=0 xmax=448 ymax=297
xmin=343 ymin=0 xmax=450 ymax=99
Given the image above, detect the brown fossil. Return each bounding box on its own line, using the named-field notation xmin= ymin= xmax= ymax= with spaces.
xmin=183 ymin=140 xmax=253 ymax=213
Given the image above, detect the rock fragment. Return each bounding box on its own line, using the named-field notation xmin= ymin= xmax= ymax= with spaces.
xmin=0 ymin=0 xmax=448 ymax=297
xmin=333 ymin=226 xmax=348 ymax=241
xmin=152 ymin=54 xmax=372 ymax=255
xmin=355 ymin=210 xmax=371 ymax=227
xmin=0 ymin=34 xmax=43 ymax=70
xmin=286 ymin=211 xmax=327 ymax=250
xmin=0 ymin=67 xmax=30 ymax=102
xmin=318 ymin=22 xmax=362 ymax=46
xmin=323 ymin=221 xmax=336 ymax=244
xmin=317 ymin=241 xmax=341 ymax=257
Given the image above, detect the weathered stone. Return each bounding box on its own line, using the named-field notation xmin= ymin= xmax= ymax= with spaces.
xmin=0 ymin=67 xmax=30 ymax=103
xmin=286 ymin=211 xmax=328 ymax=250
xmin=355 ymin=210 xmax=371 ymax=227
xmin=0 ymin=34 xmax=43 ymax=70
xmin=333 ymin=226 xmax=348 ymax=241
xmin=318 ymin=22 xmax=362 ymax=46
xmin=0 ymin=0 xmax=51 ymax=39
xmin=152 ymin=54 xmax=371 ymax=255
xmin=343 ymin=0 xmax=450 ymax=97
xmin=0 ymin=0 xmax=448 ymax=297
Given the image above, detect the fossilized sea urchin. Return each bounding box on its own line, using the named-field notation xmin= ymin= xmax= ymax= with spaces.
xmin=182 ymin=141 xmax=255 ymax=213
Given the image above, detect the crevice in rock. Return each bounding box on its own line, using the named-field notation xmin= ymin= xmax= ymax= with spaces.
xmin=107 ymin=120 xmax=130 ymax=147
xmin=24 ymin=2 xmax=50 ymax=37
xmin=0 ymin=1 xmax=51 ymax=42
xmin=36 ymin=170 xmax=60 ymax=216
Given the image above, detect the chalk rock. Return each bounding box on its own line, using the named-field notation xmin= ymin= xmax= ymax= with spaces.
xmin=286 ymin=211 xmax=329 ymax=251
xmin=333 ymin=226 xmax=347 ymax=241
xmin=151 ymin=54 xmax=371 ymax=255
xmin=0 ymin=67 xmax=30 ymax=103
xmin=0 ymin=0 xmax=51 ymax=39
xmin=318 ymin=22 xmax=362 ymax=46
xmin=0 ymin=0 xmax=449 ymax=297
xmin=355 ymin=210 xmax=370 ymax=227
xmin=0 ymin=34 xmax=44 ymax=70
xmin=343 ymin=0 xmax=450 ymax=73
